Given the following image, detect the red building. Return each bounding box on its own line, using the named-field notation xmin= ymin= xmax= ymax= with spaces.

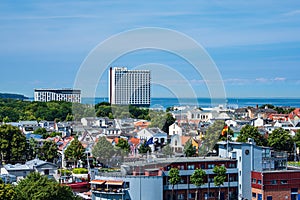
xmin=127 ymin=157 xmax=239 ymax=200
xmin=252 ymin=169 xmax=300 ymax=200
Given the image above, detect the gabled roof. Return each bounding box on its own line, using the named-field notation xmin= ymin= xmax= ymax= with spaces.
xmin=26 ymin=158 xmax=57 ymax=168
xmin=4 ymin=158 xmax=57 ymax=171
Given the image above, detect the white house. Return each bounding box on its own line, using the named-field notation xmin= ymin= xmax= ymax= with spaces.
xmin=252 ymin=117 xmax=264 ymax=127
xmin=186 ymin=109 xmax=212 ymax=122
xmin=19 ymin=121 xmax=39 ymax=134
xmin=225 ymin=119 xmax=237 ymax=127
xmin=168 ymin=123 xmax=182 ymax=136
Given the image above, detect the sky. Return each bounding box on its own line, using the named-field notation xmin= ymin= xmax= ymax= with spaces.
xmin=1 ymin=0 xmax=300 ymax=98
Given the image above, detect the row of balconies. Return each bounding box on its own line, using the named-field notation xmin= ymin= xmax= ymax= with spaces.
xmin=163 ymin=181 xmax=238 ymax=190
xmin=165 ymin=168 xmax=238 ymax=176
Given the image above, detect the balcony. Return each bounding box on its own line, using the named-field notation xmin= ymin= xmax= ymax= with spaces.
xmin=163 ymin=181 xmax=238 ymax=190
xmin=165 ymin=168 xmax=238 ymax=176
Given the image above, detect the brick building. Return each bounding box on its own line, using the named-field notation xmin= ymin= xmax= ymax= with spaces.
xmin=252 ymin=169 xmax=300 ymax=200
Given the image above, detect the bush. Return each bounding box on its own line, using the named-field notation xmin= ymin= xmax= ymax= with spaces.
xmin=72 ymin=168 xmax=88 ymax=174
xmin=58 ymin=169 xmax=72 ymax=176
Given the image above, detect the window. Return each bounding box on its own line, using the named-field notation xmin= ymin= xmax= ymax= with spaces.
xmin=271 ymin=180 xmax=276 ymax=184
xmin=178 ymin=194 xmax=185 ymax=200
xmin=291 ymin=188 xmax=298 ymax=193
xmin=257 ymin=180 xmax=262 ymax=184
xmin=188 ymin=193 xmax=195 ymax=198
xmin=252 ymin=192 xmax=257 ymax=198
xmin=188 ymin=165 xmax=195 ymax=170
xmin=281 ymin=180 xmax=288 ymax=184
xmin=208 ymin=164 xmax=215 ymax=169
xmin=239 ymin=156 xmax=241 ymax=162
xmin=252 ymin=178 xmax=256 ymax=183
xmin=204 ymin=192 xmax=215 ymax=198
xmin=228 ymin=163 xmax=236 ymax=168
xmin=267 ymin=196 xmax=272 ymax=200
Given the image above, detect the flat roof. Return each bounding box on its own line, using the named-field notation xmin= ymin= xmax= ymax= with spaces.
xmin=122 ymin=156 xmax=235 ymax=167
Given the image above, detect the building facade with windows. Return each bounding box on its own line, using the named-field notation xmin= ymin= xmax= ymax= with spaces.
xmin=108 ymin=67 xmax=151 ymax=107
xmin=34 ymin=88 xmax=81 ymax=103
xmin=218 ymin=140 xmax=288 ymax=200
xmin=91 ymin=157 xmax=238 ymax=200
xmin=251 ymin=169 xmax=300 ymax=200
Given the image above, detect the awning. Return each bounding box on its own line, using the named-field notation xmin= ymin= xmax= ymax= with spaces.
xmin=90 ymin=180 xmax=106 ymax=185
xmin=105 ymin=180 xmax=124 ymax=186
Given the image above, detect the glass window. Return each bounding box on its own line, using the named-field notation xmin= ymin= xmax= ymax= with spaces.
xmin=252 ymin=178 xmax=256 ymax=183
xmin=208 ymin=164 xmax=215 ymax=169
xmin=271 ymin=180 xmax=276 ymax=184
xmin=188 ymin=165 xmax=195 ymax=170
xmin=257 ymin=180 xmax=262 ymax=184
xmin=252 ymin=193 xmax=257 ymax=198
xmin=281 ymin=180 xmax=288 ymax=184
xmin=291 ymin=188 xmax=298 ymax=193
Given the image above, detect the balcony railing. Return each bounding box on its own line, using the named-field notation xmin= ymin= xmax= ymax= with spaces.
xmin=163 ymin=181 xmax=238 ymax=190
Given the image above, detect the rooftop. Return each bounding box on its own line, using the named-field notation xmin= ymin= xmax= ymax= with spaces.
xmin=122 ymin=156 xmax=235 ymax=167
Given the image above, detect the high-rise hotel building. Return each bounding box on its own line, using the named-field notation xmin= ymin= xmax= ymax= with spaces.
xmin=109 ymin=67 xmax=151 ymax=107
xmin=34 ymin=88 xmax=81 ymax=103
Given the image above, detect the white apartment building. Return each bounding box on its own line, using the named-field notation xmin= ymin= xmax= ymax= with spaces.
xmin=34 ymin=88 xmax=81 ymax=103
xmin=108 ymin=67 xmax=150 ymax=106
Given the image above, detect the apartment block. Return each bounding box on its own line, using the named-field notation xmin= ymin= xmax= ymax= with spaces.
xmin=34 ymin=88 xmax=81 ymax=103
xmin=108 ymin=67 xmax=150 ymax=107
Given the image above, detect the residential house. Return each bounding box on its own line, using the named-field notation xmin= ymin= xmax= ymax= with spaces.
xmin=55 ymin=122 xmax=72 ymax=137
xmin=2 ymin=158 xmax=58 ymax=179
xmin=19 ymin=120 xmax=39 ymax=134
xmin=168 ymin=123 xmax=183 ymax=136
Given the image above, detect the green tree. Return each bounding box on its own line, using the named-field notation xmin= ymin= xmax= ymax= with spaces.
xmin=38 ymin=140 xmax=58 ymax=162
xmin=190 ymin=168 xmax=206 ymax=200
xmin=213 ymin=165 xmax=227 ymax=200
xmin=236 ymin=124 xmax=267 ymax=146
xmin=64 ymin=138 xmax=85 ymax=167
xmin=115 ymin=138 xmax=130 ymax=156
xmin=15 ymin=172 xmax=79 ymax=200
xmin=294 ymin=129 xmax=300 ymax=149
xmin=162 ymin=113 xmax=176 ymax=134
xmin=27 ymin=138 xmax=39 ymax=160
xmin=33 ymin=127 xmax=49 ymax=139
xmin=268 ymin=128 xmax=293 ymax=152
xmin=2 ymin=116 xmax=10 ymax=123
xmin=169 ymin=168 xmax=181 ymax=200
xmin=138 ymin=141 xmax=152 ymax=155
xmin=162 ymin=144 xmax=173 ymax=157
xmin=184 ymin=139 xmax=196 ymax=157
xmin=199 ymin=120 xmax=224 ymax=156
xmin=34 ymin=127 xmax=47 ymax=135
xmin=0 ymin=180 xmax=17 ymax=200
xmin=92 ymin=136 xmax=115 ymax=166
xmin=0 ymin=124 xmax=27 ymax=163
xmin=65 ymin=113 xmax=74 ymax=121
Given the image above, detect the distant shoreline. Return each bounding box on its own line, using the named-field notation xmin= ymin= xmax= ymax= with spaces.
xmin=21 ymin=97 xmax=300 ymax=109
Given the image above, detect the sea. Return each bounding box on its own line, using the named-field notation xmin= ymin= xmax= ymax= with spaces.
xmin=81 ymin=97 xmax=300 ymax=110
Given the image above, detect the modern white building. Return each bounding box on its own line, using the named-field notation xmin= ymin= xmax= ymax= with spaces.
xmin=108 ymin=67 xmax=151 ymax=106
xmin=34 ymin=88 xmax=81 ymax=103
xmin=218 ymin=139 xmax=286 ymax=200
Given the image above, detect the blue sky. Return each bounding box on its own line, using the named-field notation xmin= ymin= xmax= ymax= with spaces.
xmin=1 ymin=0 xmax=300 ymax=98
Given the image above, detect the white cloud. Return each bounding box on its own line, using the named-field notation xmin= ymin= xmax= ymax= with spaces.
xmin=283 ymin=10 xmax=300 ymax=16
xmin=255 ymin=78 xmax=268 ymax=83
xmin=274 ymin=77 xmax=286 ymax=81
